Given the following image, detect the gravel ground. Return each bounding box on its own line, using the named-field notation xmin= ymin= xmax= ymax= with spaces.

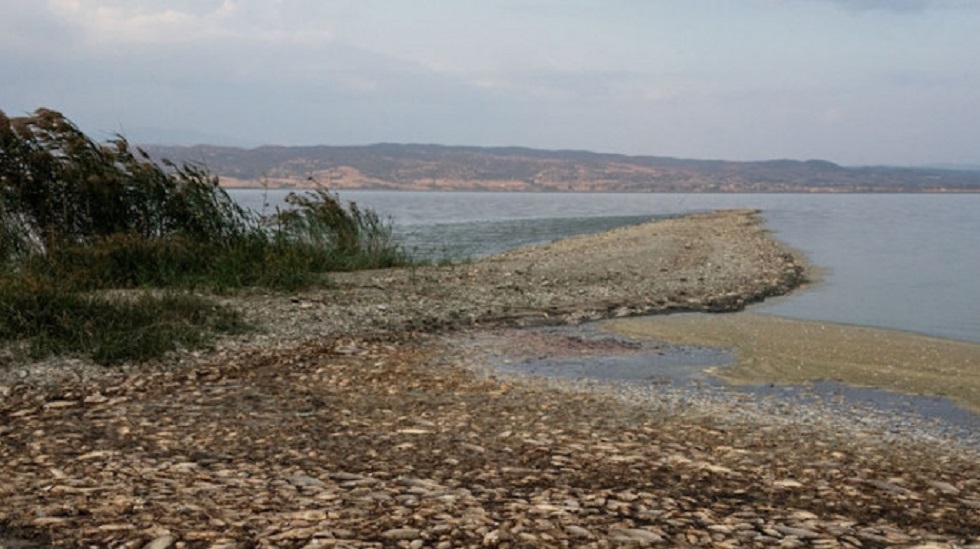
xmin=2 ymin=209 xmax=978 ymax=548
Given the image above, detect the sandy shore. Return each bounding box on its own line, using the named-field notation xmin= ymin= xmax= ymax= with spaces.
xmin=2 ymin=209 xmax=978 ymax=548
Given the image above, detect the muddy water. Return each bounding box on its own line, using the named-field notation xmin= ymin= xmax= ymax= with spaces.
xmin=601 ymin=312 xmax=980 ymax=431
xmin=602 ymin=313 xmax=980 ymax=408
xmin=484 ymin=317 xmax=979 ymax=437
xmin=491 ymin=325 xmax=734 ymax=386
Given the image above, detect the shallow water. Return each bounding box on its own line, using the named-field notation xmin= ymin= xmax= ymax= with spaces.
xmin=608 ymin=312 xmax=980 ymax=427
xmin=489 ymin=323 xmax=979 ymax=440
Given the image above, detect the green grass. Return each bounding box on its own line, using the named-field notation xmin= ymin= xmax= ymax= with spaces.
xmin=0 ymin=278 xmax=247 ymax=364
xmin=0 ymin=107 xmax=412 ymax=365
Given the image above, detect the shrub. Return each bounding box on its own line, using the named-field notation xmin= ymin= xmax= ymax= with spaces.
xmin=279 ymin=188 xmax=408 ymax=271
xmin=0 ymin=107 xmax=411 ymax=363
xmin=1 ymin=108 xmax=409 ymax=287
xmin=0 ymin=108 xmax=249 ymax=254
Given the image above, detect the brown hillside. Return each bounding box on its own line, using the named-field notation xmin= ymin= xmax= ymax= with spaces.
xmin=143 ymin=143 xmax=980 ymax=192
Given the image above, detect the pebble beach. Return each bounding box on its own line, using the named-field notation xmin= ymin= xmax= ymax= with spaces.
xmin=1 ymin=209 xmax=978 ymax=548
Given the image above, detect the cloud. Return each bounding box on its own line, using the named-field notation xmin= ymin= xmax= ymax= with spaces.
xmin=469 ymin=69 xmax=652 ymax=101
xmin=47 ymin=0 xmax=222 ymax=44
xmin=0 ymin=1 xmax=75 ymax=52
xmin=3 ymin=1 xmax=979 ymax=164
xmin=43 ymin=0 xmax=332 ymax=47
xmin=808 ymin=0 xmax=980 ymax=12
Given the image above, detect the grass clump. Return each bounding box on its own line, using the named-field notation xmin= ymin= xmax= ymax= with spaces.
xmin=0 ymin=278 xmax=246 ymax=364
xmin=0 ymin=107 xmax=410 ymax=364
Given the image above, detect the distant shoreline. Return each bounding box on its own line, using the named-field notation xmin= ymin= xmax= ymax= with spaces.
xmin=141 ymin=142 xmax=980 ymax=193
xmin=219 ymin=181 xmax=980 ymax=193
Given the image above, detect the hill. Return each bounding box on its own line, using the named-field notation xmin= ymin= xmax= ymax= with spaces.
xmin=142 ymin=143 xmax=980 ymax=192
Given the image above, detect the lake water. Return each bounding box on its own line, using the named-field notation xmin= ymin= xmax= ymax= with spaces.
xmin=231 ymin=190 xmax=980 ymax=345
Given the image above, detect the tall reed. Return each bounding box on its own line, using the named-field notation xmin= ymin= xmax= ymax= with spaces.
xmin=0 ymin=108 xmax=410 ymax=364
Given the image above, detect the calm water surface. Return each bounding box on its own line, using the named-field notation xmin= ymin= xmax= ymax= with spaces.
xmin=231 ymin=190 xmax=980 ymax=344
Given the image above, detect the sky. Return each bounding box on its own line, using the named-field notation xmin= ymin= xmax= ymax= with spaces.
xmin=2 ymin=0 xmax=979 ymax=166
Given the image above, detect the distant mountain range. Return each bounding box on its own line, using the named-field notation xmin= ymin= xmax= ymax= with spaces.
xmin=141 ymin=143 xmax=980 ymax=193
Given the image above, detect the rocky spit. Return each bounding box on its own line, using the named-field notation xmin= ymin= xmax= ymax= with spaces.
xmin=1 ymin=209 xmax=977 ymax=548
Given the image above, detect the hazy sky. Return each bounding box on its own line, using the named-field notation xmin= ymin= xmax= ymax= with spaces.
xmin=2 ymin=0 xmax=979 ymax=165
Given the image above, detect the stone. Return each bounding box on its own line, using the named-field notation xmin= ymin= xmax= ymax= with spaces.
xmin=611 ymin=528 xmax=664 ymax=544
xmin=329 ymin=472 xmax=366 ymax=481
xmin=565 ymin=525 xmax=593 ymax=539
xmin=929 ymin=481 xmax=960 ymax=496
xmin=286 ymin=474 xmax=326 ymax=488
xmin=143 ymin=535 xmax=175 ymax=549
xmin=864 ymin=479 xmax=915 ymax=496
xmin=775 ymin=525 xmax=821 ymax=539
xmin=381 ymin=528 xmax=421 ymax=541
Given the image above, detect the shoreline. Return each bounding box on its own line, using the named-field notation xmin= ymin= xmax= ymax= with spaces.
xmin=3 ymin=209 xmax=979 ymax=547
xmin=603 ymin=311 xmax=980 ymax=415
xmin=1 ymin=208 xmax=807 ymax=390
xmin=448 ymin=321 xmax=979 ymax=450
xmin=227 ymin=185 xmax=980 ymax=193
